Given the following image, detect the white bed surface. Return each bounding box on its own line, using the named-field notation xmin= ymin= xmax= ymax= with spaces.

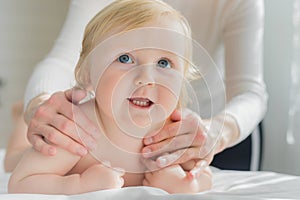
xmin=1 ymin=149 xmax=300 ymax=200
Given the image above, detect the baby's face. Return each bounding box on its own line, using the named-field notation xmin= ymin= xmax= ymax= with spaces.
xmin=88 ymin=16 xmax=189 ymax=135
xmin=96 ymin=48 xmax=185 ymax=132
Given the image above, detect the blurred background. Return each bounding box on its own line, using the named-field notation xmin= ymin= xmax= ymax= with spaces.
xmin=0 ymin=0 xmax=69 ymax=147
xmin=0 ymin=0 xmax=299 ymax=175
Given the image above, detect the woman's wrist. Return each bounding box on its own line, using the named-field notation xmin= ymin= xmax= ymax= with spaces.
xmin=204 ymin=113 xmax=240 ymax=154
xmin=24 ymin=93 xmax=51 ymax=124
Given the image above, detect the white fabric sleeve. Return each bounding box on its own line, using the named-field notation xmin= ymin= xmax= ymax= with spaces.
xmin=24 ymin=0 xmax=113 ymax=109
xmin=223 ymin=0 xmax=268 ymax=145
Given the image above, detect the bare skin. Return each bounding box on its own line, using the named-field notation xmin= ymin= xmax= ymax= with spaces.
xmin=4 ymin=102 xmax=31 ymax=172
xmin=8 ymin=100 xmax=212 ymax=194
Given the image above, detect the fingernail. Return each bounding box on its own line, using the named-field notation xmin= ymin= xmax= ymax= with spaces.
xmin=157 ymin=157 xmax=168 ymax=167
xmin=144 ymin=137 xmax=153 ymax=145
xmin=77 ymin=147 xmax=88 ymax=156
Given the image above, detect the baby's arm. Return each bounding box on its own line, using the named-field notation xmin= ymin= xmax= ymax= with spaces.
xmin=8 ymin=147 xmax=82 ymax=194
xmin=143 ymin=164 xmax=212 ymax=194
xmin=8 ymin=147 xmax=124 ymax=194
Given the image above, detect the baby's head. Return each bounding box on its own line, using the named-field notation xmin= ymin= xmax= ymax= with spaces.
xmin=75 ymin=0 xmax=198 ymax=129
xmin=75 ymin=0 xmax=196 ymax=89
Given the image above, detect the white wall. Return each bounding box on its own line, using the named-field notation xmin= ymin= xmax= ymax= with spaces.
xmin=262 ymin=0 xmax=300 ymax=175
xmin=0 ymin=0 xmax=69 ymax=148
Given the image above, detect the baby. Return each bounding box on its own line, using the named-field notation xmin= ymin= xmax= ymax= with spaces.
xmin=8 ymin=0 xmax=212 ymax=194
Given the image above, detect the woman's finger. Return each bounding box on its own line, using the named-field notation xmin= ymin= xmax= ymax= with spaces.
xmin=140 ymin=157 xmax=158 ymax=172
xmin=41 ymin=124 xmax=89 ymax=156
xmin=155 ymin=147 xmax=200 ymax=168
xmin=143 ymin=119 xmax=195 ymax=146
xmin=46 ymin=91 xmax=100 ymax=142
xmin=53 ymin=93 xmax=100 ymax=140
xmin=31 ymin=122 xmax=89 ymax=156
xmin=51 ymin=114 xmax=97 ymax=149
xmin=142 ymin=130 xmax=205 ymax=158
xmin=26 ymin=90 xmax=100 ymax=156
xmin=67 ymin=105 xmax=100 ymax=139
xmin=143 ymin=110 xmax=204 ymax=145
xmin=169 ymin=109 xmax=182 ymax=121
xmin=28 ymin=93 xmax=92 ymax=156
xmin=64 ymin=88 xmax=87 ymax=104
xmin=27 ymin=114 xmax=56 ymax=155
xmin=50 ymin=114 xmax=82 ymax=142
xmin=155 ymin=146 xmax=215 ymax=169
xmin=29 ymin=134 xmax=56 ymax=156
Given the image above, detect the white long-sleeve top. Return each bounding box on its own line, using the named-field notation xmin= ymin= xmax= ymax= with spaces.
xmin=24 ymin=0 xmax=268 ymax=145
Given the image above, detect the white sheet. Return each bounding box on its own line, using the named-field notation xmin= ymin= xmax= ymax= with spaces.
xmin=1 ymin=149 xmax=300 ymax=200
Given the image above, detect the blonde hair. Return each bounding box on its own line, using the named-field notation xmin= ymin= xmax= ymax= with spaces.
xmin=75 ymin=0 xmax=199 ymax=106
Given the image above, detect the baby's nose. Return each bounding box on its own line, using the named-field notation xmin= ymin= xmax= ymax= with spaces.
xmin=134 ymin=65 xmax=155 ymax=87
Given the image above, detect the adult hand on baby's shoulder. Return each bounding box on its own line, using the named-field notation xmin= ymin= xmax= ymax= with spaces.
xmin=142 ymin=108 xmax=215 ymax=168
xmin=26 ymin=88 xmax=99 ymax=156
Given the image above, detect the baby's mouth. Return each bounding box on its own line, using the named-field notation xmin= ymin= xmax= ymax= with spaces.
xmin=127 ymin=97 xmax=154 ymax=108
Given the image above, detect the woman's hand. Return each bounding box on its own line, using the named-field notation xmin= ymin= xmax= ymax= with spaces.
xmin=141 ymin=108 xmax=238 ymax=172
xmin=26 ymin=88 xmax=100 ymax=156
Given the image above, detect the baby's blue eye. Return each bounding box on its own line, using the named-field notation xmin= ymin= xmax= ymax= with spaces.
xmin=118 ymin=54 xmax=133 ymax=64
xmin=157 ymin=59 xmax=171 ymax=68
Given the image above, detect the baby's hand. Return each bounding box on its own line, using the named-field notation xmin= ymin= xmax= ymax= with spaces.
xmin=81 ymin=163 xmax=124 ymax=192
xmin=143 ymin=164 xmax=212 ymax=194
